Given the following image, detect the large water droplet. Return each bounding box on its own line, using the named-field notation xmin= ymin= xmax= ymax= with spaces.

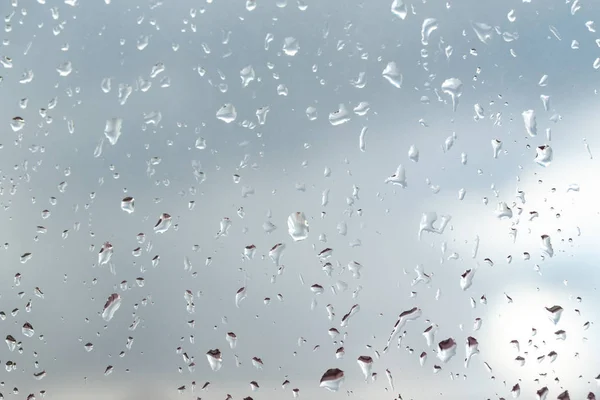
xmin=320 ymin=368 xmax=345 ymax=391
xmin=472 ymin=22 xmax=493 ymax=44
xmin=534 ymin=145 xmax=553 ymax=167
xmin=282 ymin=37 xmax=299 ymax=56
xmin=22 ymin=322 xmax=34 ymax=337
xmin=287 ymin=212 xmax=309 ymax=241
xmin=382 ymin=61 xmax=402 ymax=88
xmin=421 ymin=18 xmax=438 ymax=45
xmin=240 ymin=65 xmax=255 ymax=87
xmin=101 ymin=293 xmax=122 ymax=322
xmin=154 ymin=213 xmax=172 ymax=233
xmin=522 ymin=110 xmax=538 ymax=137
xmin=98 ymin=242 xmax=113 ymax=265
xmin=437 ymin=338 xmax=457 ymax=363
xmin=390 ymin=0 xmax=407 ymax=19
xmin=329 ymin=104 xmax=351 ymax=126
xmin=57 ymin=61 xmax=73 ymax=76
xmin=216 ymin=104 xmax=237 ymax=123
xmin=385 ymin=165 xmax=407 ymax=187
xmin=121 ymin=197 xmax=134 ymax=213
xmin=104 ymin=118 xmax=123 ymax=145
xmin=441 ymin=78 xmax=463 ymax=112
xmin=357 ymin=356 xmax=373 ymax=380
xmin=206 ymin=349 xmax=222 ymax=371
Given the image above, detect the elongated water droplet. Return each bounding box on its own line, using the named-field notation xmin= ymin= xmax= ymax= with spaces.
xmin=421 ymin=18 xmax=438 ymax=45
xmin=101 ymin=293 xmax=121 ymax=322
xmin=104 ymin=118 xmax=123 ymax=145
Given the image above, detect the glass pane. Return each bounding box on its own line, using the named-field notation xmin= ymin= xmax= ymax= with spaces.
xmin=1 ymin=0 xmax=598 ymax=399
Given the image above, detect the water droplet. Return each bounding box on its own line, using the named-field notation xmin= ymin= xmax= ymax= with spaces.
xmin=382 ymin=61 xmax=402 ymax=88
xmin=102 ymin=293 xmax=121 ymax=322
xmin=226 ymin=332 xmax=237 ymax=349
xmin=216 ymin=104 xmax=237 ymax=123
xmin=98 ymin=242 xmax=113 ymax=265
xmin=390 ymin=0 xmax=407 ymax=19
xmin=472 ymin=22 xmax=493 ymax=44
xmin=269 ymin=243 xmax=286 ymax=265
xmin=5 ymin=335 xmax=16 ymax=351
xmin=386 ymin=307 xmax=421 ymax=349
xmin=154 ymin=213 xmax=172 ymax=233
xmin=245 ymin=0 xmax=256 ymax=11
xmin=534 ymin=145 xmax=553 ymax=167
xmin=329 ymin=104 xmax=351 ymax=126
xmin=56 ymin=61 xmax=73 ymax=76
xmin=507 ymin=9 xmax=516 ymax=22
xmin=418 ymin=212 xmax=451 ymax=239
xmin=494 ymin=202 xmax=513 ymax=219
xmin=235 ymin=287 xmax=247 ymax=308
xmin=256 ymin=106 xmax=269 ymax=125
xmin=437 ymin=338 xmax=457 ymax=363
xmin=240 ymin=65 xmax=255 ymax=87
xmin=22 ymin=322 xmax=35 ymax=338
xmin=385 ymin=165 xmax=407 ymax=187
xmin=357 ymin=356 xmax=373 ymax=380
xmin=287 ymin=212 xmax=309 ymax=241
xmin=320 ymin=368 xmax=345 ymax=391
xmin=441 ymin=78 xmax=463 ymax=112
xmin=492 ymin=139 xmax=502 ymax=158
xmin=206 ymin=349 xmax=222 ymax=371
xmin=10 ymin=116 xmax=25 ymax=132
xmin=522 ymin=110 xmax=538 ymax=136
xmin=282 ymin=37 xmax=299 ymax=56
xmin=359 ymin=126 xmax=367 ymax=152
xmin=464 ymin=337 xmax=479 ymax=367
xmin=540 ymin=235 xmax=554 ymax=257
xmin=460 ymin=269 xmax=475 ymax=290
xmin=121 ymin=197 xmax=134 ymax=213
xmin=421 ymin=18 xmax=438 ymax=45
xmin=306 ymin=106 xmax=318 ymax=120
xmin=104 ymin=118 xmax=123 ymax=145
xmin=546 ymin=305 xmax=563 ymax=324
xmin=216 ymin=217 xmax=232 ymax=238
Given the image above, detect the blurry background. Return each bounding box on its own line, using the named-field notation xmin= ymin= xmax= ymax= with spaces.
xmin=0 ymin=0 xmax=599 ymax=398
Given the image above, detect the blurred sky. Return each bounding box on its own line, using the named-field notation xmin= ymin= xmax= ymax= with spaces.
xmin=1 ymin=0 xmax=599 ymax=399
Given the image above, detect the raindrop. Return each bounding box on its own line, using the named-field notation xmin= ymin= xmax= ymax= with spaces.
xmin=421 ymin=18 xmax=438 ymax=45
xmin=216 ymin=104 xmax=237 ymax=123
xmin=154 ymin=213 xmax=172 ymax=233
xmin=102 ymin=293 xmax=122 ymax=322
xmin=206 ymin=349 xmax=222 ymax=371
xmin=104 ymin=118 xmax=123 ymax=145
xmin=287 ymin=212 xmax=309 ymax=241
xmin=441 ymin=78 xmax=463 ymax=112
xmin=319 ymin=368 xmax=345 ymax=391
xmin=390 ymin=0 xmax=407 ymax=19
xmin=282 ymin=37 xmax=300 ymax=56
xmin=382 ymin=61 xmax=402 ymax=88
xmin=121 ymin=197 xmax=134 ymax=213
xmin=534 ymin=145 xmax=553 ymax=167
